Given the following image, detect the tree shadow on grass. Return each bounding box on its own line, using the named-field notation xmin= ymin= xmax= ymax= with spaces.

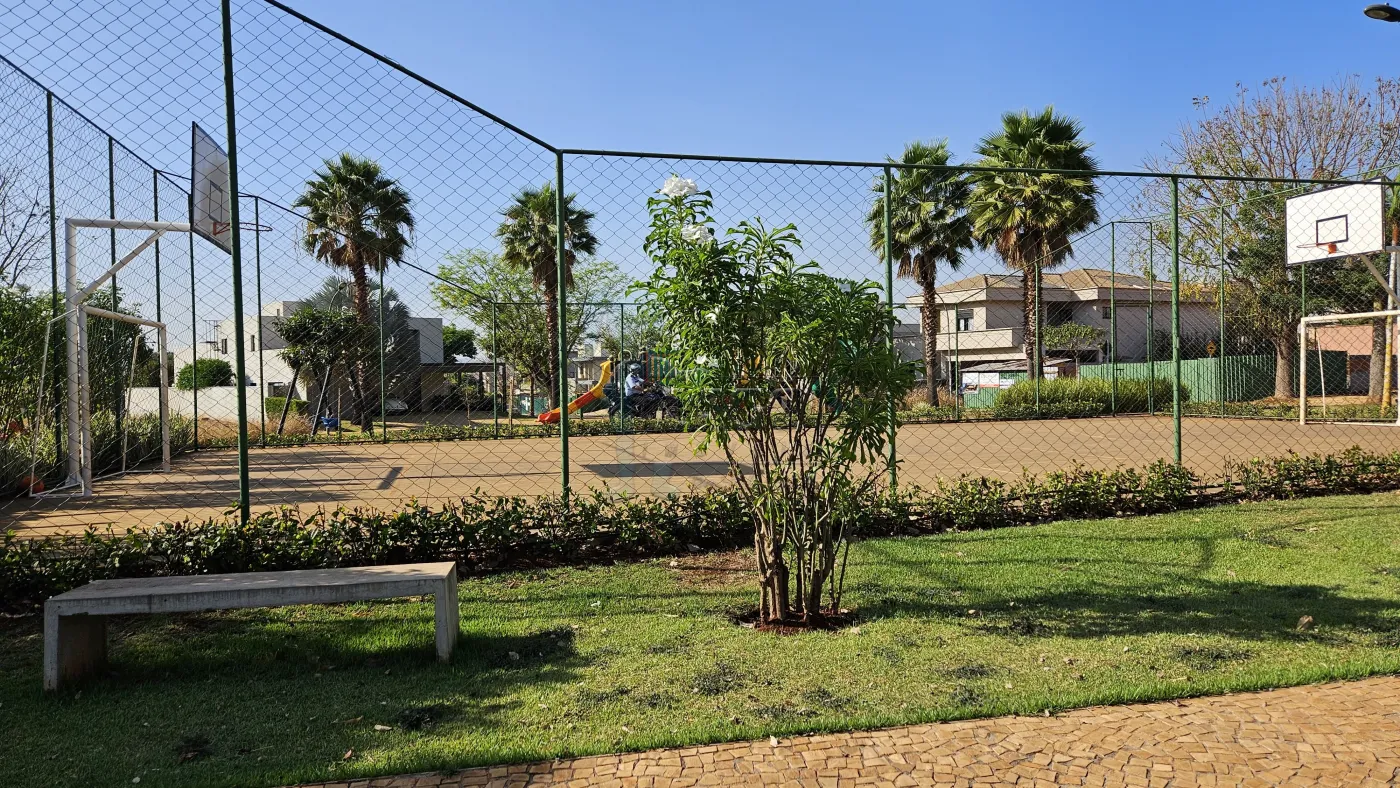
xmin=854 ymin=526 xmax=1400 ymax=643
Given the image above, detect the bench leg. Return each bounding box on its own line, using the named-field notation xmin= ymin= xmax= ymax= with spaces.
xmin=44 ymin=611 xmax=107 ymax=691
xmin=435 ymin=571 xmax=459 ymax=662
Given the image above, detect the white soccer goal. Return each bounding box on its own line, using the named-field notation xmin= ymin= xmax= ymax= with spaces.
xmin=29 ymin=121 xmax=232 ymax=498
xmin=1298 ymin=309 xmax=1400 ymax=426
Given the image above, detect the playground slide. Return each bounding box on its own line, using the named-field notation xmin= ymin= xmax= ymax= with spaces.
xmin=538 ymin=359 xmax=614 ymax=424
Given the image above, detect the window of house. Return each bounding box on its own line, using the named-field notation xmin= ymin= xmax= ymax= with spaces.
xmin=1101 ymin=304 xmax=1112 ymax=321
xmin=250 ymin=333 xmax=257 ymax=352
xmin=955 ymin=309 xmax=973 ymax=332
xmin=1046 ymin=302 xmax=1075 ymax=326
xmin=220 ymin=338 xmax=228 ymax=355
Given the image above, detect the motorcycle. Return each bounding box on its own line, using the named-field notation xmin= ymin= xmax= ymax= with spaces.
xmin=602 ymin=380 xmax=683 ymax=420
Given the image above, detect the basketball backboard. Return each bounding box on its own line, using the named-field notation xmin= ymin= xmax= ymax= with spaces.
xmin=191 ymin=122 xmax=231 ymax=254
xmin=1285 ymin=182 xmax=1386 ymax=266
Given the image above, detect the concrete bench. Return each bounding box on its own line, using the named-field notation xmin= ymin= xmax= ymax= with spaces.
xmin=44 ymin=562 xmax=458 ymax=691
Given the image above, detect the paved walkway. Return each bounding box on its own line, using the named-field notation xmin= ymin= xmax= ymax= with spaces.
xmin=298 ymin=676 xmax=1400 ymax=787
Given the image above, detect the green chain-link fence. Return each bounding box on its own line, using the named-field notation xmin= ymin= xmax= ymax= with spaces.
xmin=1 ymin=0 xmax=1397 ymax=537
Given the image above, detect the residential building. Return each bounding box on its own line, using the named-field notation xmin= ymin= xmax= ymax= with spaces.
xmin=904 ymin=268 xmax=1218 ymax=378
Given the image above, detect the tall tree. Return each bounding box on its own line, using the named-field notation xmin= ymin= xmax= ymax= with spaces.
xmin=496 ymin=184 xmax=598 ymax=409
xmin=432 ymin=250 xmax=625 ymax=404
xmin=293 ymin=154 xmax=414 ymax=431
xmin=1146 ymin=77 xmax=1400 ymax=398
xmin=866 ymin=140 xmax=973 ymax=403
xmin=968 ymin=108 xmax=1100 ymax=378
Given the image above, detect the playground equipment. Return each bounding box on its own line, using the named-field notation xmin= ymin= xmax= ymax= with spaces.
xmin=538 ymin=359 xmax=613 ymax=425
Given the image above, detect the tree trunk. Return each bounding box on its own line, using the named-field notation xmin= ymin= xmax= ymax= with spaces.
xmin=755 ymin=526 xmax=789 ymax=624
xmin=1273 ymin=334 xmax=1297 ymax=400
xmin=543 ymin=287 xmax=561 ymax=410
xmin=348 ymin=262 xmax=377 ymax=434
xmin=919 ymin=279 xmax=940 ymax=406
xmin=1022 ymin=266 xmax=1039 ymax=380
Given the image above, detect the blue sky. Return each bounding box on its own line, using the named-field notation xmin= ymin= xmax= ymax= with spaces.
xmin=284 ymin=0 xmax=1398 ymax=169
xmin=1 ymin=0 xmax=1396 ymax=338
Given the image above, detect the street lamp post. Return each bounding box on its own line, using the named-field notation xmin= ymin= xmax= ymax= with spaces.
xmin=1364 ymin=4 xmax=1400 ymax=22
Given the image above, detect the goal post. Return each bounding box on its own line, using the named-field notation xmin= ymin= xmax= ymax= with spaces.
xmin=54 ymin=217 xmax=190 ymax=497
xmin=1298 ymin=308 xmax=1400 ymax=427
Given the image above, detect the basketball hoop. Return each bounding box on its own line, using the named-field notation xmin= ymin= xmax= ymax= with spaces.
xmin=211 ymin=220 xmax=272 ymax=235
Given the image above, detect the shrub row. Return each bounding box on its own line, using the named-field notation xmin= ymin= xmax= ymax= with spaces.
xmin=6 ymin=447 xmax=1400 ymax=615
xmin=2 ymin=412 xmax=195 ymax=495
xmin=1184 ymin=400 xmax=1399 ymax=422
xmin=998 ymin=376 xmax=1187 ymax=414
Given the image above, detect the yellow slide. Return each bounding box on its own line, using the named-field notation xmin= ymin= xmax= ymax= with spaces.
xmin=538 ymin=359 xmax=614 ymax=424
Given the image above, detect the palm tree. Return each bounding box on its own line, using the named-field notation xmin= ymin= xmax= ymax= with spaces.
xmin=867 ymin=140 xmax=973 ymax=404
xmin=294 ymin=154 xmax=414 ymax=432
xmin=496 ymin=183 xmax=598 ymax=409
xmin=968 ymin=108 xmax=1099 ymax=379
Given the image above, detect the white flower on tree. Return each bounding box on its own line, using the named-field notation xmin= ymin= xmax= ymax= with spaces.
xmin=659 ymin=175 xmax=699 ymax=198
xmin=680 ymin=223 xmax=714 ymax=244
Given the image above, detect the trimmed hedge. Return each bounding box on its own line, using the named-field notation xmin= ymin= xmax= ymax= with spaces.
xmin=264 ymin=396 xmax=309 ymax=417
xmin=6 ymin=447 xmax=1400 ymax=615
xmin=175 ymin=358 xmax=234 ymax=391
xmin=997 ymin=376 xmax=1187 ymax=414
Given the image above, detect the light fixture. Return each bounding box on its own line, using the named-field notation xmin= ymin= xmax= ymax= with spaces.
xmin=1364 ymin=4 xmax=1400 ymax=22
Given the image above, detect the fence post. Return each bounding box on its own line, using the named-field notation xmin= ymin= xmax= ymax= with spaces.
xmin=1219 ymin=207 xmax=1226 ymax=415
xmin=1299 ymin=261 xmax=1307 ymax=412
xmin=47 ymin=91 xmax=63 ymax=466
xmin=1147 ymin=226 xmax=1155 ymax=414
xmin=618 ymin=302 xmax=626 ymax=435
xmin=379 ymin=255 xmax=387 ymax=442
xmin=254 ymin=196 xmax=264 ymax=446
xmin=220 ymin=0 xmax=251 ymax=524
xmin=491 ymin=301 xmax=499 ymax=439
xmin=1170 ymin=176 xmax=1182 ymax=465
xmin=1110 ymin=221 xmax=1117 ymax=414
xmin=882 ymin=165 xmax=896 ymax=488
xmin=556 ymin=152 xmax=570 ymax=498
xmin=188 ymin=201 xmax=198 ymax=449
xmin=108 ymin=136 xmax=122 ymax=429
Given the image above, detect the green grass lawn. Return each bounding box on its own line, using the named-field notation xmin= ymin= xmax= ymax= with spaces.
xmin=4 ymin=493 xmax=1400 ymax=787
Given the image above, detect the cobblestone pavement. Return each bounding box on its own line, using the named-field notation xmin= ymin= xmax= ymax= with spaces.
xmin=295 ymin=676 xmax=1400 ymax=787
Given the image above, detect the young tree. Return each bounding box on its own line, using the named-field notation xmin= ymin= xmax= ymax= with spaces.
xmin=272 ymin=306 xmax=361 ymax=433
xmin=1146 ymin=77 xmax=1400 ymax=398
xmin=968 ymin=108 xmax=1100 ymax=379
xmin=866 ymin=140 xmax=973 ymax=402
xmin=637 ymin=176 xmax=914 ymax=626
xmin=431 ymin=250 xmax=626 ymax=403
xmin=496 ymin=184 xmax=598 ymax=409
xmin=294 ymin=154 xmax=414 ymax=431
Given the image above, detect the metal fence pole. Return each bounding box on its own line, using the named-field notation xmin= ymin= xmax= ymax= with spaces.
xmin=882 ymin=165 xmax=896 ymax=488
xmin=1219 ymin=207 xmax=1226 ymax=415
xmin=1110 ymin=221 xmax=1117 ymax=415
xmin=47 ymin=91 xmax=63 ymax=465
xmin=188 ymin=204 xmax=198 ymax=449
xmin=1300 ymin=261 xmax=1307 ymax=406
xmin=254 ymin=196 xmax=264 ymax=446
xmin=556 ymin=152 xmax=570 ymax=498
xmin=618 ymin=302 xmax=626 ymax=435
xmin=107 ymin=136 xmax=122 ymax=429
xmin=379 ymin=255 xmax=387 ymax=442
xmin=1170 ymin=176 xmax=1182 ymax=465
xmin=491 ymin=301 xmax=499 ymax=439
xmin=220 ymin=0 xmax=251 ymax=524
xmin=1147 ymin=227 xmax=1155 ymax=414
